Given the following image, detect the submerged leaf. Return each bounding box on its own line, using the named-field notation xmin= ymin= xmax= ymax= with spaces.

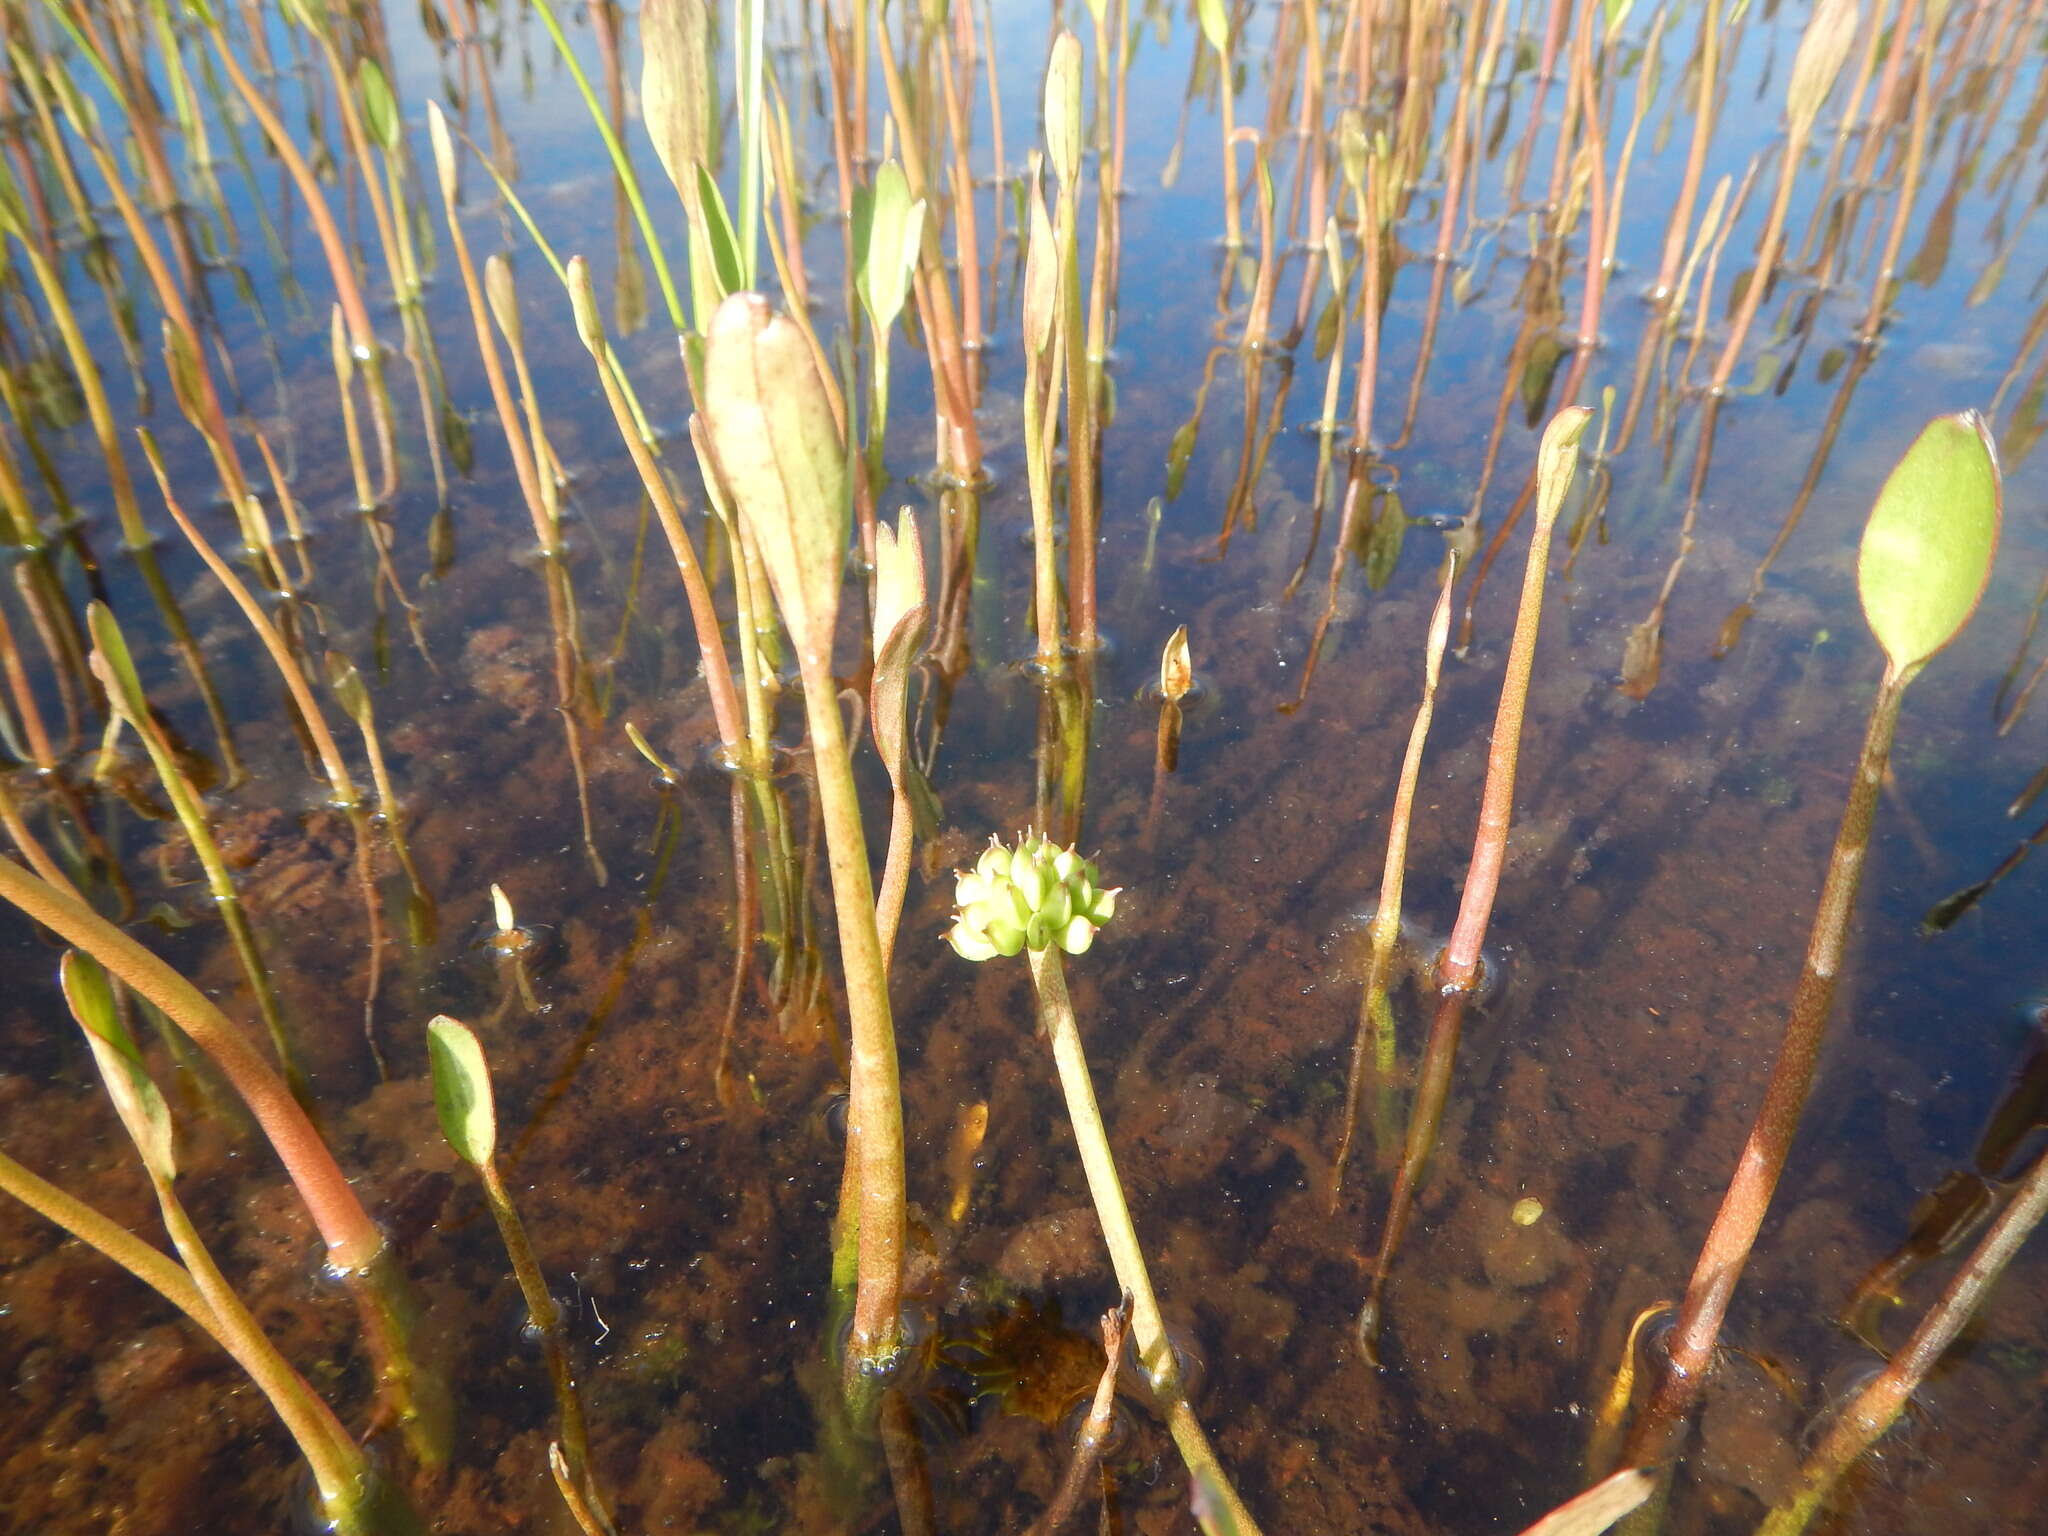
xmin=1520 ymin=333 xmax=1567 ymax=428
xmin=1920 ymin=880 xmax=1991 ymax=934
xmin=1364 ymin=491 xmax=1406 ymax=591
xmin=1858 ymin=412 xmax=2001 ymax=677
xmin=1618 ymin=615 xmax=1663 ymax=700
xmin=1159 ymin=625 xmax=1192 ymax=702
xmin=1165 ymin=417 xmax=1199 ymax=502
xmin=427 ymin=1015 xmax=498 ymax=1167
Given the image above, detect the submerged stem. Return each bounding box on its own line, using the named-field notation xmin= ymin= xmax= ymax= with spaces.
xmin=1027 ymin=947 xmax=1262 ymax=1536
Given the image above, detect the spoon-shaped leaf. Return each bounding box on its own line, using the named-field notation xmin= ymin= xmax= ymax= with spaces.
xmin=853 ymin=160 xmax=924 ymax=338
xmin=641 ymin=0 xmax=713 ymax=205
xmin=871 ymin=508 xmax=928 ymax=789
xmin=1858 ymin=411 xmax=2001 ymax=679
xmin=698 ymin=293 xmax=848 ymax=660
xmin=1023 ymin=161 xmax=1058 ymax=359
xmin=427 ymin=1015 xmax=498 ymax=1168
xmin=357 ymin=60 xmax=399 ymax=154
xmin=1045 ymin=33 xmax=1083 ymax=189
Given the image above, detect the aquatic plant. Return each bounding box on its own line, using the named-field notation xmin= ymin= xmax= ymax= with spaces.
xmin=0 ymin=854 xmax=440 ymax=1461
xmin=947 ymin=833 xmax=1260 ymax=1536
xmin=1619 ymin=412 xmax=2002 ymax=1471
xmin=1759 ymin=1137 xmax=2048 ymax=1536
xmin=56 ymin=952 xmax=420 ymax=1536
xmin=427 ymin=1015 xmax=612 ymax=1532
xmin=869 ymin=509 xmax=930 ymax=968
xmin=695 ymin=291 xmax=907 ymax=1395
xmin=1330 ymin=551 xmax=1457 ymax=1206
xmin=1358 ymin=405 xmax=1590 ymax=1361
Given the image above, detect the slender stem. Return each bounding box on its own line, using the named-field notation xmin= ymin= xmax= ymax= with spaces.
xmin=798 ymin=668 xmax=906 ymax=1387
xmin=0 ymin=855 xmax=385 ymax=1271
xmin=1363 ymin=413 xmax=1585 ymax=1353
xmin=479 ymin=1159 xmax=607 ymax=1529
xmin=571 ymin=275 xmax=744 ymax=752
xmin=1626 ymin=672 xmax=1911 ymax=1467
xmin=1333 ymin=556 xmax=1456 ymax=1207
xmin=0 ymin=1146 xmax=213 ymax=1334
xmin=1027 ymin=947 xmax=1262 ymax=1536
xmin=527 ymin=0 xmax=687 ymax=329
xmin=152 ymin=1180 xmax=375 ymax=1533
xmin=1758 ymin=1141 xmax=2048 ymax=1536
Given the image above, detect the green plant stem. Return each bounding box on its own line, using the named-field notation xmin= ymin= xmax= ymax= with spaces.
xmin=1 ymin=211 xmax=147 ymax=546
xmin=1623 ymin=671 xmax=1911 ymax=1468
xmin=569 ymin=274 xmax=743 ymax=752
xmin=0 ymin=856 xmax=424 ymax=1371
xmin=88 ymin=607 xmax=305 ymax=1103
xmin=796 ymin=660 xmax=906 ymax=1392
xmin=1026 ymin=946 xmax=1262 ymax=1536
xmin=197 ymin=15 xmax=397 ymax=494
xmin=478 ymin=1158 xmax=608 ymax=1530
xmin=149 ymin=1174 xmax=384 ymax=1535
xmin=1026 ymin=326 xmax=1067 ymax=669
xmin=137 ymin=443 xmax=396 ymax=1077
xmin=1053 ymin=143 xmax=1098 ymax=654
xmin=1757 ymin=1140 xmax=2048 ymax=1536
xmin=528 ymin=0 xmax=686 ymax=329
xmin=0 ymin=1145 xmax=213 ymax=1332
xmin=1332 ymin=554 xmax=1456 ymax=1208
xmin=1361 ymin=410 xmax=1585 ymax=1360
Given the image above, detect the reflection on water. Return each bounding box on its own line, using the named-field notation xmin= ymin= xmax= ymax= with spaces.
xmin=1 ymin=0 xmax=2046 ymax=1532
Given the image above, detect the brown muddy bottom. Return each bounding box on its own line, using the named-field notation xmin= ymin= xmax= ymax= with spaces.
xmin=5 ymin=1 xmax=2048 ymax=1534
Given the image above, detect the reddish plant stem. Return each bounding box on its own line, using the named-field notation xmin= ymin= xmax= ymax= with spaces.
xmin=1623 ymin=673 xmax=1909 ymax=1466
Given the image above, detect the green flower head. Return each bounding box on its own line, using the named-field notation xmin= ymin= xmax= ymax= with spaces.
xmin=946 ymin=832 xmax=1119 ymax=961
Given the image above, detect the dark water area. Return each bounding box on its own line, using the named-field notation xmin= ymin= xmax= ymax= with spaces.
xmin=2 ymin=1 xmax=2047 ymax=1533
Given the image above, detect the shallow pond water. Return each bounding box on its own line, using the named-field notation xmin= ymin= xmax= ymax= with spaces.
xmin=2 ymin=1 xmax=2048 ymax=1534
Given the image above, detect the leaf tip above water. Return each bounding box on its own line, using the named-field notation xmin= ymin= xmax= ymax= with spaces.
xmin=1858 ymin=410 xmax=2001 ymax=678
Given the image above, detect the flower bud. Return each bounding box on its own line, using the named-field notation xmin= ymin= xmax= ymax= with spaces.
xmin=945 ymin=833 xmax=1122 ymax=961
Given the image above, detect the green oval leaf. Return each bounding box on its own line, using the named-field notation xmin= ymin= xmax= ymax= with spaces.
xmin=1044 ymin=33 xmax=1083 ymax=188
xmin=324 ymin=650 xmax=371 ymax=728
xmin=357 ymin=60 xmax=399 ymax=153
xmin=1858 ymin=411 xmax=2002 ymax=676
xmin=854 ymin=160 xmax=924 ymax=337
xmin=694 ymin=165 xmax=745 ymax=301
xmin=86 ymin=600 xmax=150 ymax=728
xmin=1023 ymin=166 xmax=1058 ymax=359
xmin=427 ymin=1015 xmax=498 ymax=1167
xmin=60 ymin=950 xmax=130 ymax=1057
xmin=698 ymin=293 xmax=848 ymax=657
xmin=641 ymin=0 xmax=713 ymax=205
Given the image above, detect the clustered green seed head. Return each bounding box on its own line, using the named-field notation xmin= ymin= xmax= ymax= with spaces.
xmin=946 ymin=832 xmax=1119 ymax=961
